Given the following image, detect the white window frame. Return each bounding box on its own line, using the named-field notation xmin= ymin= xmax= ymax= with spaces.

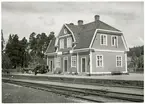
xmin=111 ymin=36 xmax=118 ymax=46
xmin=60 ymin=38 xmax=64 ymax=49
xmin=100 ymin=34 xmax=107 ymax=45
xmin=67 ymin=37 xmax=72 ymax=48
xmin=96 ymin=55 xmax=104 ymax=67
xmin=71 ymin=56 xmax=77 ymax=67
xmin=116 ymin=55 xmax=122 ymax=67
xmin=56 ymin=57 xmax=61 ymax=68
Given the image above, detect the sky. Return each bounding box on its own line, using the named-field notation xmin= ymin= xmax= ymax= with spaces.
xmin=1 ymin=2 xmax=144 ymax=47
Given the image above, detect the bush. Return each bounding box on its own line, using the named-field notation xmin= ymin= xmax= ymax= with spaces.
xmin=22 ymin=68 xmax=33 ymax=73
xmin=33 ymin=65 xmax=48 ymax=74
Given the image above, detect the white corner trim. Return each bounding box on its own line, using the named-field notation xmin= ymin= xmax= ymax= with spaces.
xmin=125 ymin=52 xmax=128 ymax=73
xmin=121 ymin=35 xmax=129 ymax=51
xmin=89 ymin=51 xmax=92 ymax=74
xmin=64 ymin=24 xmax=76 ymax=42
xmin=77 ymin=53 xmax=79 ymax=73
xmin=89 ymin=29 xmax=122 ymax=48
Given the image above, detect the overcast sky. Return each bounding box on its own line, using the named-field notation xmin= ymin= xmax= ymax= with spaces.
xmin=2 ymin=2 xmax=144 ymax=47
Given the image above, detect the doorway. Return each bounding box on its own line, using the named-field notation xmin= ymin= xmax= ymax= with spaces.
xmin=63 ymin=57 xmax=68 ymax=72
xmin=50 ymin=60 xmax=53 ymax=72
xmin=81 ymin=57 xmax=86 ymax=72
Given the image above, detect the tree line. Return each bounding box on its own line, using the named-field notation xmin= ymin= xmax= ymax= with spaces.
xmin=127 ymin=45 xmax=144 ymax=72
xmin=2 ymin=30 xmax=55 ymax=69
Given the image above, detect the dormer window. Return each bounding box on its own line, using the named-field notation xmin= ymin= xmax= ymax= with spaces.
xmin=67 ymin=37 xmax=72 ymax=48
xmin=64 ymin=28 xmax=67 ymax=34
xmin=112 ymin=36 xmax=118 ymax=46
xmin=100 ymin=34 xmax=107 ymax=45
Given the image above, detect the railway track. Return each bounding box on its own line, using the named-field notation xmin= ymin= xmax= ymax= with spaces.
xmin=2 ymin=78 xmax=144 ymax=103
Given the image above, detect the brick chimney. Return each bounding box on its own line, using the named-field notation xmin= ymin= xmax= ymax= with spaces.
xmin=94 ymin=15 xmax=100 ymax=21
xmin=78 ymin=20 xmax=83 ymax=26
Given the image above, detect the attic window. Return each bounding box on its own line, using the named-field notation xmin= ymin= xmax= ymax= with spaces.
xmin=100 ymin=34 xmax=107 ymax=45
xmin=112 ymin=36 xmax=118 ymax=46
xmin=64 ymin=28 xmax=67 ymax=34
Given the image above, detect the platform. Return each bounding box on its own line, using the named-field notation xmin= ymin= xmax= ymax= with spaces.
xmin=2 ymin=73 xmax=144 ymax=88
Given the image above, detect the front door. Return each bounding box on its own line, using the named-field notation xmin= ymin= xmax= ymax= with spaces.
xmin=64 ymin=57 xmax=68 ymax=72
xmin=81 ymin=58 xmax=86 ymax=72
xmin=64 ymin=60 xmax=67 ymax=72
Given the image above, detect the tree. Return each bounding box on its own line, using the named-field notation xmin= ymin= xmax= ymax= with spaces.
xmin=19 ymin=37 xmax=28 ymax=68
xmin=131 ymin=52 xmax=138 ymax=72
xmin=1 ymin=29 xmax=5 ymax=53
xmin=5 ymin=34 xmax=21 ymax=68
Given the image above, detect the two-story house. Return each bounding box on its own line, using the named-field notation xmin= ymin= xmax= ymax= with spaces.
xmin=45 ymin=15 xmax=129 ymax=75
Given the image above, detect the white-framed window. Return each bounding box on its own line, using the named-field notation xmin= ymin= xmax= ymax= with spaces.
xmin=64 ymin=28 xmax=67 ymax=34
xmin=56 ymin=57 xmax=61 ymax=68
xmin=116 ymin=56 xmax=122 ymax=67
xmin=71 ymin=56 xmax=76 ymax=67
xmin=111 ymin=36 xmax=118 ymax=46
xmin=67 ymin=37 xmax=72 ymax=48
xmin=96 ymin=55 xmax=103 ymax=67
xmin=100 ymin=34 xmax=107 ymax=45
xmin=60 ymin=38 xmax=64 ymax=49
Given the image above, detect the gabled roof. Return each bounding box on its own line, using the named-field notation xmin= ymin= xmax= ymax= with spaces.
xmin=45 ymin=20 xmax=122 ymax=53
xmin=45 ymin=37 xmax=56 ymax=53
xmin=66 ymin=20 xmax=121 ymax=49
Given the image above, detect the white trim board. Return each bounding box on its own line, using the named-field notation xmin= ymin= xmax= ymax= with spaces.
xmin=46 ymin=52 xmax=56 ymax=56
xmin=89 ymin=51 xmax=92 ymax=74
xmin=54 ymin=24 xmax=76 ymax=50
xmin=86 ymin=72 xmax=112 ymax=74
xmin=93 ymin=49 xmax=125 ymax=53
xmin=59 ymin=34 xmax=71 ymax=38
xmin=125 ymin=52 xmax=128 ymax=73
xmin=77 ymin=53 xmax=79 ymax=73
xmin=64 ymin=24 xmax=76 ymax=42
xmin=121 ymin=35 xmax=129 ymax=51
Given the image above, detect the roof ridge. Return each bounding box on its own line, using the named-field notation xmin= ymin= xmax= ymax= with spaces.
xmin=98 ymin=20 xmax=121 ymax=31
